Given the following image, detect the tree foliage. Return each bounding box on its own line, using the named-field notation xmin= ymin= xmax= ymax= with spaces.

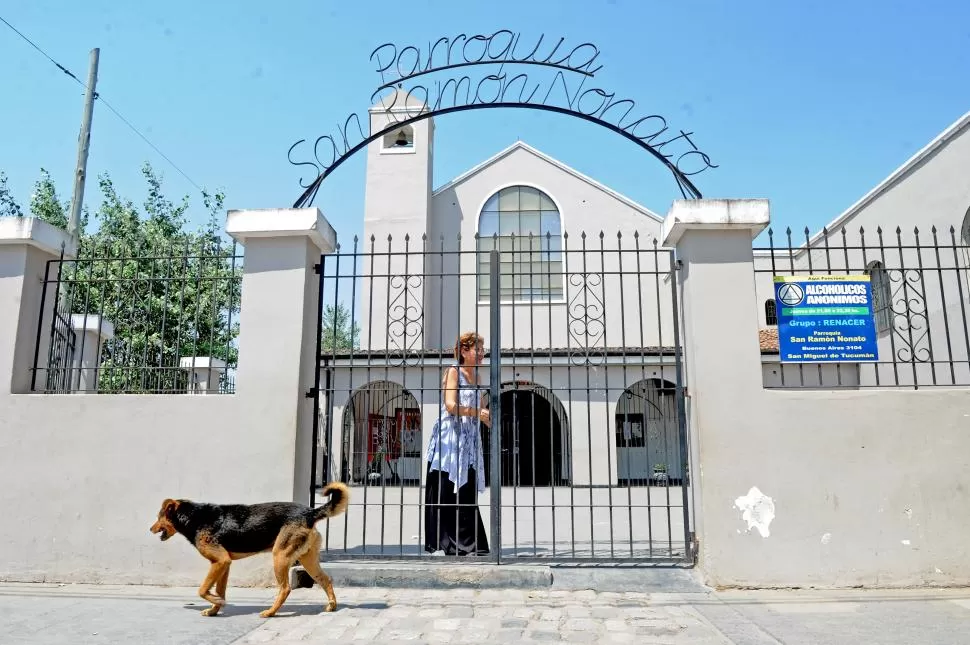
xmin=71 ymin=165 xmax=241 ymax=392
xmin=1 ymin=164 xmax=362 ymax=392
xmin=29 ymin=168 xmax=72 ymax=230
xmin=321 ymin=302 xmax=360 ymax=351
xmin=1 ymin=164 xmax=239 ymax=392
xmin=0 ymin=172 xmax=23 ymax=218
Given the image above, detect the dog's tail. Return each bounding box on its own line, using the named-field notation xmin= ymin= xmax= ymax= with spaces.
xmin=310 ymin=482 xmax=350 ymax=524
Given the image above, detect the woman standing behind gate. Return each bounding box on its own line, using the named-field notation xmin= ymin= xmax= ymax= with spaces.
xmin=424 ymin=331 xmax=491 ymax=556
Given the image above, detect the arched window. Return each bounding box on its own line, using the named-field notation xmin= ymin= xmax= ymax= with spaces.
xmin=341 ymin=381 xmax=422 ymax=486
xmin=615 ymin=378 xmax=681 ymax=486
xmin=477 ymin=185 xmax=563 ymax=301
xmin=764 ymin=299 xmax=777 ymax=326
xmin=961 ymin=208 xmax=970 ymax=297
xmin=866 ymin=260 xmax=891 ymax=334
xmin=962 ymin=207 xmax=970 ymax=246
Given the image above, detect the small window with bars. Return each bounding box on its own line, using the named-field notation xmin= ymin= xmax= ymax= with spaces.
xmin=866 ymin=261 xmax=891 ymax=334
xmin=765 ymin=299 xmax=777 ymax=326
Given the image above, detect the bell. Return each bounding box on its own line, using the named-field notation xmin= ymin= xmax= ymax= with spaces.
xmin=395 ymin=130 xmax=409 ymax=146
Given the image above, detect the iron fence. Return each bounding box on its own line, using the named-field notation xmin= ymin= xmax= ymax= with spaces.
xmin=32 ymin=239 xmax=243 ymax=394
xmin=756 ymin=225 xmax=970 ymax=389
xmin=313 ymin=231 xmax=694 ymax=564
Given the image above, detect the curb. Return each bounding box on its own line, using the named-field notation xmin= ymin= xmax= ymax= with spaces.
xmin=290 ymin=562 xmax=553 ymax=590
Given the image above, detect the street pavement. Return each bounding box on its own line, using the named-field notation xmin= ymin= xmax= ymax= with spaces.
xmin=3 ymin=580 xmax=970 ymax=644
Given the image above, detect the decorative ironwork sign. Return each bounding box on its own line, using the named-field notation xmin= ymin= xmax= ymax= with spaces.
xmin=289 ymin=31 xmax=718 ymax=207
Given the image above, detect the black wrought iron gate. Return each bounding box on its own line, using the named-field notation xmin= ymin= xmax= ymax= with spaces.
xmin=310 ymin=231 xmax=694 ymax=564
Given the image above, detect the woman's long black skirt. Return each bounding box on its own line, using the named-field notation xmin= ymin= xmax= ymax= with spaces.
xmin=424 ymin=466 xmax=490 ymax=556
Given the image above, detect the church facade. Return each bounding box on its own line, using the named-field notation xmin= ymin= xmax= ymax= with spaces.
xmin=320 ymin=92 xmax=687 ymax=501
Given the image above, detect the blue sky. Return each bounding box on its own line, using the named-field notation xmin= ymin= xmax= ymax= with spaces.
xmin=2 ymin=0 xmax=969 ymax=246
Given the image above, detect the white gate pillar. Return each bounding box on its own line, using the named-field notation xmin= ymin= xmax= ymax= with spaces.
xmin=227 ymin=208 xmax=336 ymax=503
xmin=661 ymin=198 xmax=769 ymax=578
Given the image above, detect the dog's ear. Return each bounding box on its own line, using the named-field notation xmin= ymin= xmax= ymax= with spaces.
xmin=160 ymin=499 xmax=180 ymax=517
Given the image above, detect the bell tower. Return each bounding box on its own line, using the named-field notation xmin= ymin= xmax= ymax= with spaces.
xmin=362 ymin=88 xmax=434 ymax=244
xmin=360 ymin=88 xmax=435 ymax=352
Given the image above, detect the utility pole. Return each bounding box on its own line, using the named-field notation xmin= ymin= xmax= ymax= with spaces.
xmin=67 ymin=47 xmax=99 ymax=243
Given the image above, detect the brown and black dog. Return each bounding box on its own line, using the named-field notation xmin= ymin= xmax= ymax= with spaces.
xmin=150 ymin=482 xmax=349 ymax=618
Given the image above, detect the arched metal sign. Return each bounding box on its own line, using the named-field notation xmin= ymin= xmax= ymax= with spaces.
xmin=288 ymin=31 xmax=718 ymax=208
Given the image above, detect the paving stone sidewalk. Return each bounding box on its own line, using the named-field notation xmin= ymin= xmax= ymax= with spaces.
xmin=232 ymin=587 xmax=729 ymax=644
xmin=4 ymin=581 xmax=970 ymax=644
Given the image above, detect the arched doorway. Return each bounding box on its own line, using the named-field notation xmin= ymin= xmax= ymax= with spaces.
xmin=615 ymin=378 xmax=682 ymax=486
xmin=340 ymin=380 xmax=422 ymax=486
xmin=483 ymin=381 xmax=570 ymax=487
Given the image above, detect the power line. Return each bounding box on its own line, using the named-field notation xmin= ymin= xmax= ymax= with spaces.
xmin=95 ymin=95 xmax=204 ymax=193
xmin=0 ymin=14 xmax=206 ymax=194
xmin=0 ymin=15 xmax=86 ymax=88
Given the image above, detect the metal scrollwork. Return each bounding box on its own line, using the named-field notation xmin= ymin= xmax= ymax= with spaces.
xmin=888 ymin=269 xmax=931 ymax=363
xmin=289 ymin=31 xmax=716 ymax=208
xmin=566 ymin=272 xmax=606 ymax=366
xmin=387 ymin=274 xmax=424 ymax=364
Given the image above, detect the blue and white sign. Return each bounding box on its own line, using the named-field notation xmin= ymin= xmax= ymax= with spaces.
xmin=774 ymin=275 xmax=879 ymax=363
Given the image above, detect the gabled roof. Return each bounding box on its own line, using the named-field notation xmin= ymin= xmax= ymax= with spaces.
xmin=755 ymin=109 xmax=970 ymax=256
xmin=370 ymin=87 xmax=428 ymax=112
xmin=432 ymin=141 xmax=663 ymax=222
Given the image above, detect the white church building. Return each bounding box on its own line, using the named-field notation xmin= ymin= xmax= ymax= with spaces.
xmin=320 ymin=90 xmax=970 ymax=502
xmin=321 ymin=91 xmax=685 ymax=493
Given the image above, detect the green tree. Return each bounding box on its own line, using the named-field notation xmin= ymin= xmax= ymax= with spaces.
xmin=0 ymin=163 xmax=240 ymax=393
xmin=0 ymin=168 xmax=88 ymax=232
xmin=321 ymin=302 xmax=360 ymax=351
xmin=0 ymin=172 xmax=23 ymax=218
xmin=29 ymin=168 xmax=70 ymax=230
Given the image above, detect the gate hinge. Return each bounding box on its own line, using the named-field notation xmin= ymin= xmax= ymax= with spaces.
xmin=313 ymin=263 xmax=321 ymax=274
xmin=305 ymin=387 xmax=318 ymax=399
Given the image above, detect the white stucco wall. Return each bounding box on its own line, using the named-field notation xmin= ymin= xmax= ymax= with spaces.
xmin=431 ymin=144 xmax=664 ymax=242
xmin=0 ymin=211 xmax=330 ymax=587
xmin=351 ymin=100 xmax=680 ymax=355
xmin=0 ymin=395 xmax=284 ymax=585
xmin=360 ymin=137 xmax=675 ymax=354
xmin=673 ymin=198 xmax=970 ymax=588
